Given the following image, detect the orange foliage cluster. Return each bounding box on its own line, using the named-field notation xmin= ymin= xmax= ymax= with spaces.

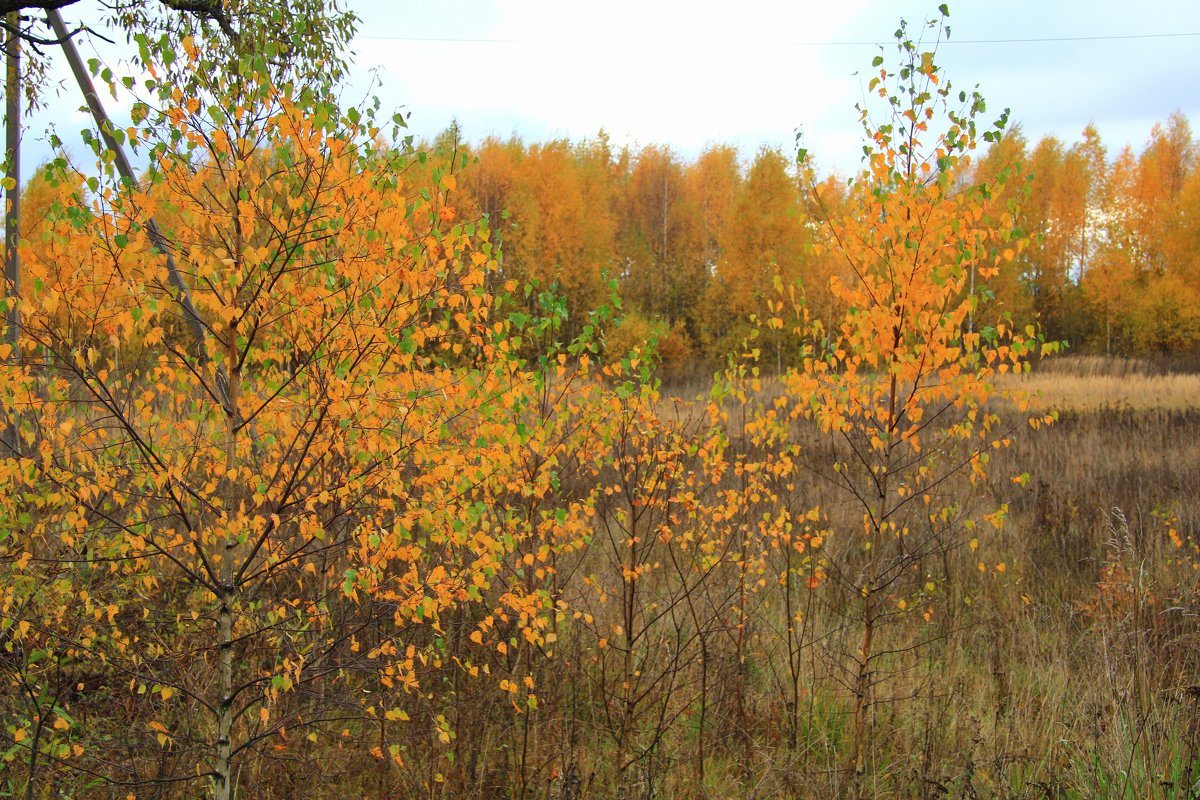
xmin=421 ymin=113 xmax=1200 ymax=368
xmin=444 ymin=133 xmax=848 ymax=371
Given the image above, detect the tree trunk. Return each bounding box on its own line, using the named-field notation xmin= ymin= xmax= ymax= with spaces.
xmin=214 ymin=586 xmax=236 ymax=800
xmin=213 ymin=177 xmax=245 ymax=800
xmin=848 ymin=587 xmax=875 ymax=780
xmin=848 ymin=373 xmax=897 ymax=790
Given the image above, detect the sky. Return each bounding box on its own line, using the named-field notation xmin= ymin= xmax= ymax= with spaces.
xmin=16 ymin=0 xmax=1200 ymax=177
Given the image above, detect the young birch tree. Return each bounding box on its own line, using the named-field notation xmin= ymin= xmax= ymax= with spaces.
xmin=0 ymin=28 xmax=554 ymax=799
xmin=749 ymin=6 xmax=1055 ymax=789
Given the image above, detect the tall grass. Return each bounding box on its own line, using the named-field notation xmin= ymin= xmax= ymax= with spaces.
xmin=521 ymin=383 xmax=1200 ymax=799
xmin=6 ymin=367 xmax=1197 ymax=799
xmin=1000 ymin=371 xmax=1200 ymax=412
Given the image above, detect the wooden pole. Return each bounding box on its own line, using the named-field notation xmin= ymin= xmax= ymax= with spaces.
xmin=48 ymin=9 xmax=232 ymax=416
xmin=2 ymin=11 xmax=20 ymax=455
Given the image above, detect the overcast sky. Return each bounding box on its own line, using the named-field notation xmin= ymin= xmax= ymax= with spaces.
xmin=21 ymin=0 xmax=1200 ymax=176
xmin=348 ymin=0 xmax=1200 ymax=174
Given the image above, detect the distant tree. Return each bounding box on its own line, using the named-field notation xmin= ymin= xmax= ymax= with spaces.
xmin=705 ymin=147 xmax=811 ymax=365
xmin=615 ymin=144 xmax=705 ymax=335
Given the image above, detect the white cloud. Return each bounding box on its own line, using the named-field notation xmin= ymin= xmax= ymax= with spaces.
xmin=17 ymin=0 xmax=1200 ymax=175
xmin=354 ymin=0 xmax=868 ymax=160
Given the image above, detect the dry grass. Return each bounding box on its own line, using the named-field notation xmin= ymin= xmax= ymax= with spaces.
xmin=9 ymin=365 xmax=1198 ymax=799
xmin=581 ymin=370 xmax=1200 ymax=798
xmin=999 ymin=370 xmax=1200 ymax=411
xmin=671 ymin=355 xmax=1200 ymax=414
xmin=991 ymin=354 xmax=1200 ymax=411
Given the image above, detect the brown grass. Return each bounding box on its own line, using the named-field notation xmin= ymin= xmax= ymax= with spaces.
xmin=8 ymin=367 xmax=1199 ymax=799
xmin=999 ymin=369 xmax=1200 ymax=411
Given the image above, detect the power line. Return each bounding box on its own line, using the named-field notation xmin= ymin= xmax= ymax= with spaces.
xmin=933 ymin=31 xmax=1200 ymax=44
xmin=354 ymin=30 xmax=1200 ymax=46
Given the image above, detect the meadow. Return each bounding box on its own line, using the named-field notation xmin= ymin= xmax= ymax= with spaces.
xmin=231 ymin=357 xmax=1197 ymax=800
xmin=490 ymin=359 xmax=1200 ymax=800
xmin=267 ymin=358 xmax=1200 ymax=800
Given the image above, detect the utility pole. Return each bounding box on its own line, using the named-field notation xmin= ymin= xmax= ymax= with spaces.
xmin=48 ymin=9 xmax=232 ymax=417
xmin=2 ymin=11 xmax=20 ymax=456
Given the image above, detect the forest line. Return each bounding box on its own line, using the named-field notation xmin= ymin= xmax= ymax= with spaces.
xmin=422 ymin=111 xmax=1199 ymax=370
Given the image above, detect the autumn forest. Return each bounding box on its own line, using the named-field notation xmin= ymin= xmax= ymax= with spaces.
xmin=445 ymin=109 xmax=1200 ymax=372
xmin=1 ymin=3 xmax=1198 ymax=800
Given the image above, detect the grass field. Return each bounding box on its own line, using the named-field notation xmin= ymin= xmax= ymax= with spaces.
xmin=437 ymin=359 xmax=1200 ymax=799
xmin=999 ymin=356 xmax=1200 ymax=411
xmin=622 ymin=359 xmax=1198 ymax=798
xmin=6 ymin=358 xmax=1197 ymax=799
xmin=970 ymin=372 xmax=1200 ymax=800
